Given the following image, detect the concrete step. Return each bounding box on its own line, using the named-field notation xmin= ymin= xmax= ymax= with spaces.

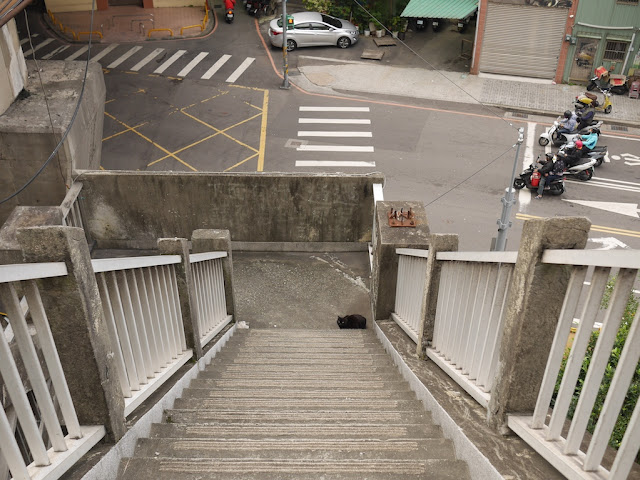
xmin=163 ymin=409 xmax=432 ymax=425
xmin=172 ymin=397 xmax=424 ymax=411
xmin=187 ymin=377 xmax=410 ymax=390
xmin=133 ymin=436 xmax=456 ymax=460
xmin=208 ymin=356 xmax=395 ymax=367
xmin=117 ymin=457 xmax=471 ymax=480
xmin=211 ymin=351 xmax=393 ymax=361
xmin=198 ymin=364 xmax=400 ymax=376
xmin=149 ymin=422 xmax=443 ymax=439
xmin=179 ymin=387 xmax=416 ymax=401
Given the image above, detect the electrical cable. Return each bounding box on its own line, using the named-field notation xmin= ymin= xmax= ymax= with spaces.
xmin=350 ymin=0 xmax=519 ymax=132
xmin=0 ymin=0 xmax=96 ymax=205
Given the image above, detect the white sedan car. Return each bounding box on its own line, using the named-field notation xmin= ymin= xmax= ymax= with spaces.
xmin=268 ymin=11 xmax=359 ymax=52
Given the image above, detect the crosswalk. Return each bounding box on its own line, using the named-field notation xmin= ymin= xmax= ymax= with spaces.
xmin=19 ymin=37 xmax=255 ymax=83
xmin=295 ymin=106 xmax=376 ymax=168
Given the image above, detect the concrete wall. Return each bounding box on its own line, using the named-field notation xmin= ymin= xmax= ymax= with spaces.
xmin=0 ymin=60 xmax=105 ymax=228
xmin=45 ymin=0 xmax=93 ymax=13
xmin=76 ymin=171 xmax=385 ymax=249
xmin=0 ymin=20 xmax=27 ymax=115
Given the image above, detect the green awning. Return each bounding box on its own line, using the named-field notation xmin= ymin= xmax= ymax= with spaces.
xmin=401 ymin=0 xmax=478 ymax=20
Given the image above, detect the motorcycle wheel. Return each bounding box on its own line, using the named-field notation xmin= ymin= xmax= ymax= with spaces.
xmin=538 ymin=137 xmax=549 ymax=146
xmin=586 ymin=82 xmax=596 ymax=92
xmin=595 ymin=158 xmax=603 ymax=167
xmin=604 ymin=105 xmax=612 ymax=114
xmin=577 ymin=168 xmax=593 ymax=181
xmin=513 ymin=178 xmax=526 ymax=190
xmin=549 ymin=184 xmax=564 ymax=196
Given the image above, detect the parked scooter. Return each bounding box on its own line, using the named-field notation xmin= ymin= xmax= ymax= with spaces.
xmin=587 ymin=66 xmax=629 ymax=95
xmin=513 ymin=159 xmax=565 ymax=196
xmin=575 ymin=87 xmax=613 ymax=114
xmin=432 ymin=18 xmax=442 ymax=31
xmin=414 ymin=18 xmax=427 ymax=31
xmin=538 ymin=115 xmax=603 ymax=147
xmin=225 ymin=7 xmax=234 ymax=22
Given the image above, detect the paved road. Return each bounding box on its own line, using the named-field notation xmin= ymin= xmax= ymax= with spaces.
xmin=14 ymin=8 xmax=640 ymax=251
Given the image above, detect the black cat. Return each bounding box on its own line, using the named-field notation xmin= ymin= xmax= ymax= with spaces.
xmin=337 ymin=314 xmax=367 ymax=329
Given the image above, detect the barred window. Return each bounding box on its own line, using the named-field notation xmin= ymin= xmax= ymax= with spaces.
xmin=603 ymin=41 xmax=628 ymax=61
xmin=617 ymin=0 xmax=638 ymax=4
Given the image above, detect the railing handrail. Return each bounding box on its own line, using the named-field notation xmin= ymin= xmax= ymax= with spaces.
xmin=189 ymin=251 xmax=227 ymax=263
xmin=59 ymin=182 xmax=83 ymax=218
xmin=396 ymin=248 xmax=429 ymax=258
xmin=91 ymin=255 xmax=181 ymax=273
xmin=0 ymin=263 xmax=68 ymax=283
xmin=436 ymin=251 xmax=518 ymax=263
xmin=542 ymin=248 xmax=640 ymax=268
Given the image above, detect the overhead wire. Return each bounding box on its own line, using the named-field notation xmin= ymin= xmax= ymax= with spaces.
xmin=0 ymin=0 xmax=96 ymax=205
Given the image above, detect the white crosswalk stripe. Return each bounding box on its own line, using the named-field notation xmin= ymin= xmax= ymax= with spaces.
xmin=177 ymin=52 xmax=209 ymax=77
xmin=154 ymin=50 xmax=186 ymax=74
xmin=91 ymin=44 xmax=120 ymax=63
xmin=296 ymin=105 xmax=375 ymax=168
xmin=42 ymin=45 xmax=70 ymax=60
xmin=107 ymin=45 xmax=140 ymax=68
xmin=65 ymin=45 xmax=88 ymax=61
xmin=19 ymin=34 xmax=38 ymax=46
xmin=23 ymin=38 xmax=53 ymax=57
xmin=131 ymin=48 xmax=165 ymax=71
xmin=201 ymin=54 xmax=231 ymax=80
xmin=226 ymin=57 xmax=254 ymax=83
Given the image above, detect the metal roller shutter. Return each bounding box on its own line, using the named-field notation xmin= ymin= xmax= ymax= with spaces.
xmin=480 ymin=3 xmax=567 ymax=79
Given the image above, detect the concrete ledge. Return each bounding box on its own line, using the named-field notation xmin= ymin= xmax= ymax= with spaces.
xmin=232 ymin=241 xmax=369 ymax=252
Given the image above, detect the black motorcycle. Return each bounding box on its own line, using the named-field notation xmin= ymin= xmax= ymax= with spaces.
xmin=225 ymin=7 xmax=234 ymax=22
xmin=513 ymin=162 xmax=565 ymax=195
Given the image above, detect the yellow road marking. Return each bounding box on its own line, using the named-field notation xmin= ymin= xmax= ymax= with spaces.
xmin=257 ymin=89 xmax=268 ymax=172
xmin=515 ymin=213 xmax=640 ymax=239
xmin=180 ymin=110 xmax=261 ymax=151
xmin=104 ymin=111 xmax=197 ymax=172
xmin=105 ymin=99 xmax=116 ymax=104
xmin=224 ymin=153 xmax=259 ymax=172
xmin=102 ymin=121 xmax=148 ymax=141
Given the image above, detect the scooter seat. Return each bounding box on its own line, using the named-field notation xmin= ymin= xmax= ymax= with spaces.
xmin=584 ymin=92 xmax=598 ymax=101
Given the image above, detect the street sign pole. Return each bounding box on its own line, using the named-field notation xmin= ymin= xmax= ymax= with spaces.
xmin=280 ymin=0 xmax=290 ymax=89
xmin=494 ymin=127 xmax=524 ymax=251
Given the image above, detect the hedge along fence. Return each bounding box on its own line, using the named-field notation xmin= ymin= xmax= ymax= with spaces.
xmin=554 ymin=275 xmax=640 ymax=460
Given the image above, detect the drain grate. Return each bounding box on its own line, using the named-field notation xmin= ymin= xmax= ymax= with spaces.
xmin=610 ymin=125 xmax=628 ymax=132
xmin=511 ymin=112 xmax=528 ymax=119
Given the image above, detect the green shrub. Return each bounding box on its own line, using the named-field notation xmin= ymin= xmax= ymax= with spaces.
xmin=554 ymin=276 xmax=639 ymax=457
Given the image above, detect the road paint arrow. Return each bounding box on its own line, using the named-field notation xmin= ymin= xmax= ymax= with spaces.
xmin=563 ymin=199 xmax=640 ymax=218
xmin=588 ymin=237 xmax=630 ymax=250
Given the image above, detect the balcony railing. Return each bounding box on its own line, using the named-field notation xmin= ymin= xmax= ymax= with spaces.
xmin=92 ymin=255 xmax=192 ymax=417
xmin=0 ymin=263 xmax=105 ymax=480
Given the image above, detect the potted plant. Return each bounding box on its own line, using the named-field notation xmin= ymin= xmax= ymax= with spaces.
xmin=390 ymin=16 xmax=402 ymax=38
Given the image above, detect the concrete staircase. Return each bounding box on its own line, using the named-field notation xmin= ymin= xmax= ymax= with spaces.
xmin=117 ymin=328 xmax=471 ymax=479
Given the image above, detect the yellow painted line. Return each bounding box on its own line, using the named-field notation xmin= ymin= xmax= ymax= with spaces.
xmin=257 ymin=89 xmax=268 ymax=172
xmin=99 ymin=165 xmax=105 ymax=170
xmin=125 ymin=71 xmax=139 ymax=75
xmin=224 ymin=153 xmax=259 ymax=172
xmin=104 ymin=111 xmax=197 ymax=172
xmin=105 ymin=99 xmax=116 ymax=104
xmin=515 ymin=213 xmax=640 ymax=239
xmin=102 ymin=121 xmax=148 ymax=141
xmin=180 ymin=110 xmax=261 ymax=152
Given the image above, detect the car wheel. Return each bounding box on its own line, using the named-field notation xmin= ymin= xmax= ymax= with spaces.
xmin=337 ymin=36 xmax=351 ymax=49
xmin=286 ymin=39 xmax=297 ymax=52
xmin=538 ymin=137 xmax=549 ymax=146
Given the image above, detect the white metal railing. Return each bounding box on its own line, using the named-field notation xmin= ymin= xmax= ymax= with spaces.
xmin=370 ymin=183 xmax=384 ymax=270
xmin=391 ymin=248 xmax=430 ymax=343
xmin=189 ymin=252 xmax=232 ymax=348
xmin=0 ymin=263 xmax=105 ymax=480
xmin=93 ymin=255 xmax=192 ymax=417
xmin=427 ymin=251 xmax=518 ymax=408
xmin=508 ymin=249 xmax=640 ymax=480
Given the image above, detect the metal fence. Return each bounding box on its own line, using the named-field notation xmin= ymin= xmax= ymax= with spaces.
xmin=92 ymin=256 xmax=192 ymax=417
xmin=391 ymin=248 xmax=430 ymax=343
xmin=0 ymin=263 xmax=105 ymax=480
xmin=189 ymin=252 xmax=232 ymax=348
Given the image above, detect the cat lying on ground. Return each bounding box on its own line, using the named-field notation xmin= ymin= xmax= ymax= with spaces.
xmin=337 ymin=314 xmax=367 ymax=329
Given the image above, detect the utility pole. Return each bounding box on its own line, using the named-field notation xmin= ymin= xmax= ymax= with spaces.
xmin=280 ymin=0 xmax=290 ymax=89
xmin=494 ymin=127 xmax=524 ymax=252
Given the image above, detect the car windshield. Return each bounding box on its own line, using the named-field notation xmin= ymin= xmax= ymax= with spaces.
xmin=321 ymin=14 xmax=342 ymax=28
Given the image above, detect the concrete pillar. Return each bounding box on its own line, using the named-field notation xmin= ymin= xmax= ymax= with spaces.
xmin=371 ymin=201 xmax=430 ymax=322
xmin=470 ymin=0 xmax=487 ymax=75
xmin=16 ymin=226 xmax=126 ymax=441
xmin=157 ymin=237 xmax=202 ymax=359
xmin=417 ymin=233 xmax=459 ymax=356
xmin=487 ymin=217 xmax=591 ymax=432
xmin=555 ymin=0 xmax=580 ymax=84
xmin=191 ymin=229 xmax=236 ymax=317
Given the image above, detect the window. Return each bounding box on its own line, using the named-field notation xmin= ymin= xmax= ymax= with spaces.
xmin=603 ymin=41 xmax=628 ymax=61
xmin=617 ymin=0 xmax=638 ymax=4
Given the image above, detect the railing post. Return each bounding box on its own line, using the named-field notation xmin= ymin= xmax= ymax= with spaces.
xmin=487 ymin=217 xmax=591 ymax=432
xmin=371 ymin=201 xmax=429 ymax=323
xmin=417 ymin=233 xmax=458 ymax=357
xmin=157 ymin=237 xmax=202 ymax=359
xmin=16 ymin=225 xmax=126 ymax=441
xmin=191 ymin=229 xmax=236 ymax=318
